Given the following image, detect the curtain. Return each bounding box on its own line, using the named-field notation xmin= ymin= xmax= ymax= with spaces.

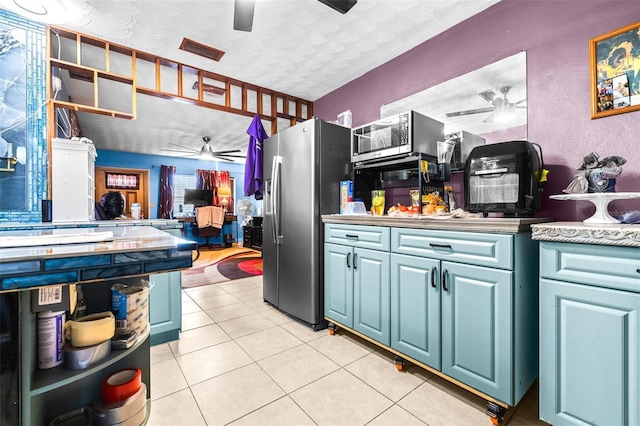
xmin=196 ymin=170 xmax=230 ymax=209
xmin=158 ymin=165 xmax=175 ymax=218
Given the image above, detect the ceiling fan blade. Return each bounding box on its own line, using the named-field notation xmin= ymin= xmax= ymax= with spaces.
xmin=478 ymin=90 xmax=496 ymax=103
xmin=234 ymin=0 xmax=255 ymax=32
xmin=215 ymin=154 xmax=246 ymax=158
xmin=214 ymin=155 xmax=241 ymax=162
xmin=318 ymin=0 xmax=358 ymax=14
xmin=169 ymin=143 xmax=199 ymax=152
xmin=446 ymin=106 xmax=495 ymax=118
xmin=210 ymin=149 xmax=242 ymax=154
xmin=160 ymin=148 xmax=198 ymax=156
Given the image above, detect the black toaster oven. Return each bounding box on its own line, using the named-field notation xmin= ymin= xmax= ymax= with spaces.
xmin=464 ymin=141 xmax=544 ymax=217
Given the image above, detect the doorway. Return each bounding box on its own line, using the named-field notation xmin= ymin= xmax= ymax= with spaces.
xmin=95 ymin=166 xmax=150 ymax=219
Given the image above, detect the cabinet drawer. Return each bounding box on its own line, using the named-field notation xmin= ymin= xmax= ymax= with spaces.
xmin=325 ymin=224 xmax=390 ymax=251
xmin=391 ymin=228 xmax=513 ymax=269
xmin=540 ymin=242 xmax=640 ymax=293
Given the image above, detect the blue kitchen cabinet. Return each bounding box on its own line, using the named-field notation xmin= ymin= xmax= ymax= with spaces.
xmin=539 ymin=241 xmax=640 ymax=426
xmin=390 ymin=228 xmax=538 ymax=408
xmin=324 ymin=242 xmax=354 ymax=328
xmin=149 ymin=271 xmax=182 ymax=345
xmin=440 ymin=261 xmax=512 ymax=403
xmin=324 ymin=224 xmax=390 ymax=345
xmin=353 ymin=247 xmax=390 ymax=345
xmin=390 ymin=253 xmax=441 ymax=369
xmin=391 ymin=248 xmax=514 ymax=404
xmin=325 ymin=221 xmax=539 ymax=413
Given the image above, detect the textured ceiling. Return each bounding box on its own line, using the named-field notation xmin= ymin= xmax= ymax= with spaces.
xmin=2 ymin=0 xmax=502 ymax=161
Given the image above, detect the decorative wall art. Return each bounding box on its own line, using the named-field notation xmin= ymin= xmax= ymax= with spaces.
xmin=590 ymin=21 xmax=640 ymax=119
xmin=105 ymin=172 xmax=140 ymax=190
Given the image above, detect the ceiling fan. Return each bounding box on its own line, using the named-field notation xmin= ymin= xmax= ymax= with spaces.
xmin=162 ymin=137 xmax=246 ymax=162
xmin=233 ymin=0 xmax=357 ymax=32
xmin=445 ymin=86 xmax=526 ymax=123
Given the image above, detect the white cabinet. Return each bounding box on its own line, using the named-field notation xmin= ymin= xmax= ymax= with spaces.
xmin=52 ymin=138 xmax=96 ymax=222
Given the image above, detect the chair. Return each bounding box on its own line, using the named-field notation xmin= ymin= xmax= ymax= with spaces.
xmin=191 ymin=220 xmax=222 ymax=248
xmin=192 ymin=206 xmax=225 ymax=249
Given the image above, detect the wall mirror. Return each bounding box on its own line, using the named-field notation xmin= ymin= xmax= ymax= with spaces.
xmin=381 ymin=51 xmax=527 ymax=143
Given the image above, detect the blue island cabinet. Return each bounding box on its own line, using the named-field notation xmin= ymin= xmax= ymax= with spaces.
xmin=390 ymin=228 xmax=536 ymax=408
xmin=324 ymin=221 xmax=540 ymax=423
xmin=539 ymin=241 xmax=640 ymax=426
xmin=391 ymin=253 xmax=512 ymax=401
xmin=149 ymin=271 xmax=182 ymax=345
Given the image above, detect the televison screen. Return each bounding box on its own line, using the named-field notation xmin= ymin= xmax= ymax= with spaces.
xmin=183 ymin=189 xmax=213 ymax=207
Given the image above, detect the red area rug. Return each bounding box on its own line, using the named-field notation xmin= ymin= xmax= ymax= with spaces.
xmin=182 ymin=249 xmax=262 ymax=288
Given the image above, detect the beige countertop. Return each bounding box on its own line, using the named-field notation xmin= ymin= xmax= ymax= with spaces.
xmin=322 ymin=214 xmax=553 ymax=234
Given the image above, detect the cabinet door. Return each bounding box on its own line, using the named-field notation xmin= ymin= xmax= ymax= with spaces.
xmin=441 ymin=261 xmax=512 ymax=403
xmin=390 ymin=253 xmax=441 ymax=369
xmin=149 ymin=271 xmax=182 ymax=345
xmin=540 ymin=278 xmax=640 ymax=426
xmin=354 ymin=248 xmax=390 ymax=345
xmin=324 ymin=243 xmax=354 ymax=328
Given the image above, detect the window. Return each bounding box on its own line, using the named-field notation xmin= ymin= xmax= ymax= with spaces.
xmin=173 ymin=173 xmax=197 ymax=216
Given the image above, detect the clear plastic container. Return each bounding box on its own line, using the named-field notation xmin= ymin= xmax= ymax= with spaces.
xmin=130 ymin=203 xmax=141 ymax=219
xmin=342 ymin=201 xmax=367 ymax=215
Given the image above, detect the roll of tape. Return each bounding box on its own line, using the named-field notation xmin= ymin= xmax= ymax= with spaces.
xmin=66 ymin=311 xmax=115 ymax=347
xmin=63 ymin=339 xmax=111 ymax=370
xmin=94 ymin=382 xmax=147 ymax=425
xmin=101 ymin=368 xmax=142 ymax=404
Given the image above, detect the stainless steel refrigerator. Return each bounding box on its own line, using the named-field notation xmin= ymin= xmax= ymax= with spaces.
xmin=263 ymin=118 xmax=351 ymax=330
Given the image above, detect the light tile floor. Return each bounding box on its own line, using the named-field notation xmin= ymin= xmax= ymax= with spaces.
xmin=147 ymin=276 xmax=549 ymax=426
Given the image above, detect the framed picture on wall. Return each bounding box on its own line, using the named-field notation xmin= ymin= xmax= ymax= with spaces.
xmin=590 ymin=21 xmax=640 ymax=119
xmin=105 ymin=172 xmax=140 ymax=190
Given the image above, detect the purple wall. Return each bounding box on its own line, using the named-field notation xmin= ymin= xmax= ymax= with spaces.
xmin=314 ymin=0 xmax=640 ymax=222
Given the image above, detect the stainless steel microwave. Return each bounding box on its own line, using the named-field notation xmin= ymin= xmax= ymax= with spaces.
xmin=350 ymin=111 xmax=444 ymax=164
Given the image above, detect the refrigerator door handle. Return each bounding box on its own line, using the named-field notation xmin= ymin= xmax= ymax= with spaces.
xmin=271 ymin=155 xmax=283 ymax=245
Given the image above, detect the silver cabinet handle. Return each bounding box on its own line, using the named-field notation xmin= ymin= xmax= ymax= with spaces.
xmin=442 ymin=269 xmax=449 ymax=292
xmin=430 ymin=243 xmax=452 ymax=250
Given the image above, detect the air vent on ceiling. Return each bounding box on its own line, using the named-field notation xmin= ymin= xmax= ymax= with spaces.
xmin=69 ymin=70 xmax=94 ymax=83
xmin=179 ymin=38 xmax=225 ymax=62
